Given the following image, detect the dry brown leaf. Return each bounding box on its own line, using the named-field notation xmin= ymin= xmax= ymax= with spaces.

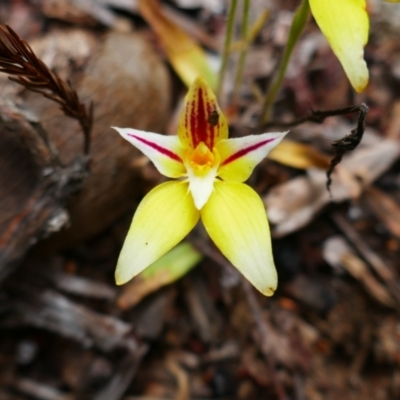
xmin=386 ymin=100 xmax=400 ymax=140
xmin=364 ymin=186 xmax=400 ymax=239
xmin=265 ymin=138 xmax=400 ymax=237
xmin=269 ymin=139 xmax=331 ymax=170
xmin=265 ymin=166 xmax=360 ymax=237
xmin=332 ymin=212 xmax=400 ymax=298
xmin=323 ymin=236 xmax=396 ymax=308
xmin=138 ymin=0 xmax=216 ymax=89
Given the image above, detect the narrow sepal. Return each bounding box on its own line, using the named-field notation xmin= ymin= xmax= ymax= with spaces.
xmin=201 ymin=181 xmax=277 ymax=296
xmin=115 ymin=181 xmax=200 ymax=285
xmin=178 ymin=77 xmax=228 ymax=150
xmin=114 ymin=127 xmax=186 ymax=178
xmin=217 ymin=132 xmax=288 ymax=182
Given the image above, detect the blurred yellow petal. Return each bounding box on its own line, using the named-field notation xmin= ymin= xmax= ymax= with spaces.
xmin=217 ymin=132 xmax=288 ymax=182
xmin=138 ymin=0 xmax=216 ymax=89
xmin=309 ymin=0 xmax=369 ymax=92
xmin=116 ymin=181 xmax=200 ymax=285
xmin=178 ymin=77 xmax=228 ymax=150
xmin=201 ymin=181 xmax=277 ymax=296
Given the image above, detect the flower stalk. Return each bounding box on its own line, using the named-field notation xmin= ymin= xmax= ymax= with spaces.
xmin=260 ymin=0 xmax=310 ymax=125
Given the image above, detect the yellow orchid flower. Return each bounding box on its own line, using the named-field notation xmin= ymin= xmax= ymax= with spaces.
xmin=309 ymin=0 xmax=369 ymax=92
xmin=112 ymin=78 xmax=288 ymax=296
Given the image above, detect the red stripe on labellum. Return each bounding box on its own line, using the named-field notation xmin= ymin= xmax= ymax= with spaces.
xmin=128 ymin=134 xmax=182 ymax=162
xmin=221 ymin=138 xmax=274 ymax=166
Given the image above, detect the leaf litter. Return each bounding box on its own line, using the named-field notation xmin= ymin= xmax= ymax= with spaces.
xmin=1 ymin=0 xmax=400 ymax=399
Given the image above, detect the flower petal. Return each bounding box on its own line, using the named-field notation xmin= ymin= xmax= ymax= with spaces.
xmin=178 ymin=77 xmax=228 ymax=150
xmin=186 ymin=164 xmax=218 ymax=210
xmin=114 ymin=127 xmax=186 ymax=178
xmin=309 ymin=0 xmax=369 ymax=92
xmin=115 ymin=181 xmax=200 ymax=285
xmin=217 ymin=131 xmax=288 ymax=182
xmin=201 ymin=181 xmax=277 ymax=296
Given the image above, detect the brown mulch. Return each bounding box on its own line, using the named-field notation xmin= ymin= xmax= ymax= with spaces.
xmin=1 ymin=1 xmax=400 ymax=399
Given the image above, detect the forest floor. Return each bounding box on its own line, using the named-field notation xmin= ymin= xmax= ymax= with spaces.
xmin=1 ymin=1 xmax=400 ymax=399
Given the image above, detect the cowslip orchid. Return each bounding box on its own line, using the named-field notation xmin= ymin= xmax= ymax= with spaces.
xmin=309 ymin=0 xmax=369 ymax=92
xmin=113 ymin=78 xmax=288 ymax=296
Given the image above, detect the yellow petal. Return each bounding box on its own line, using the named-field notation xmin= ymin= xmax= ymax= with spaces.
xmin=178 ymin=77 xmax=228 ymax=151
xmin=201 ymin=181 xmax=277 ymax=296
xmin=309 ymin=0 xmax=369 ymax=92
xmin=217 ymin=132 xmax=288 ymax=182
xmin=116 ymin=181 xmax=200 ymax=285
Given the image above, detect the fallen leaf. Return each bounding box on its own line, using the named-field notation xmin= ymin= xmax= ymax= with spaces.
xmin=139 ymin=0 xmax=217 ymax=89
xmin=323 ymin=236 xmax=396 ymax=308
xmin=364 ymin=186 xmax=400 ymax=239
xmin=265 ymin=138 xmax=400 ymax=237
xmin=117 ymin=242 xmax=203 ymax=310
xmin=269 ymin=139 xmax=331 ymax=170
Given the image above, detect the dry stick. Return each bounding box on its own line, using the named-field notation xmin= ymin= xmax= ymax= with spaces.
xmin=264 ymin=103 xmax=369 ymax=192
xmin=0 ymin=24 xmax=93 ymax=155
xmin=348 ymin=324 xmax=372 ymax=387
xmin=166 ymin=356 xmax=190 ymax=400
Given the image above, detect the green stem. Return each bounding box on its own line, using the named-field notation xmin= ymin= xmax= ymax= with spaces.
xmin=217 ymin=0 xmax=238 ymax=99
xmin=260 ymin=0 xmax=310 ymax=125
xmin=232 ymin=0 xmax=251 ymax=104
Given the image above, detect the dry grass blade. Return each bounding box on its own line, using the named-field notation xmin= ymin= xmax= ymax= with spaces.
xmin=0 ymin=24 xmax=93 ymax=154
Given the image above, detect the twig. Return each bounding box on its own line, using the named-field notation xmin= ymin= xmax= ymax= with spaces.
xmin=348 ymin=324 xmax=372 ymax=387
xmin=265 ymin=103 xmax=369 ymax=192
xmin=0 ymin=377 xmax=69 ymax=400
xmin=0 ymin=24 xmax=93 ymax=154
xmin=94 ymin=346 xmax=148 ymax=400
xmin=166 ymin=355 xmax=190 ymax=400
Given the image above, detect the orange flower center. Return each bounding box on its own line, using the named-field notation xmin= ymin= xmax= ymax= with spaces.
xmin=188 ymin=142 xmax=219 ymax=176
